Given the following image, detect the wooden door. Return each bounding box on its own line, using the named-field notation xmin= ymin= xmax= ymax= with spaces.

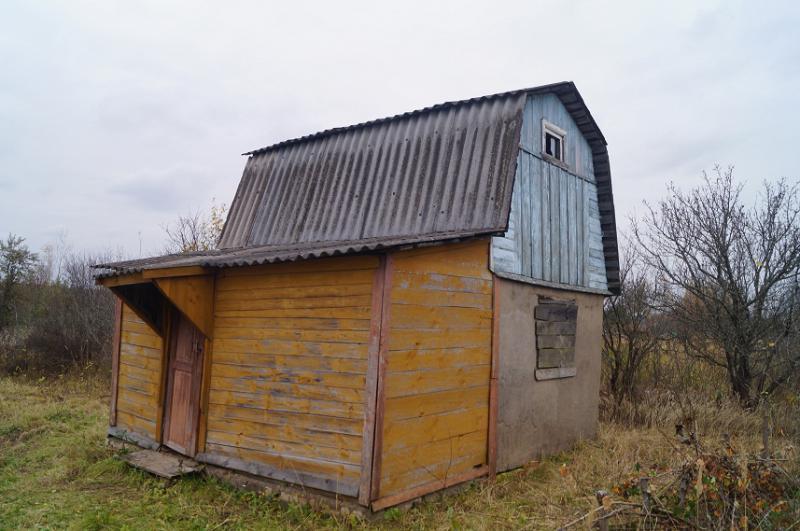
xmin=162 ymin=312 xmax=205 ymax=456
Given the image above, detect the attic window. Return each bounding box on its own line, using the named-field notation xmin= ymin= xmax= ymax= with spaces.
xmin=542 ymin=120 xmax=566 ymax=163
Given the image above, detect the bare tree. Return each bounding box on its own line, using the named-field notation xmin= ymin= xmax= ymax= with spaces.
xmin=634 ymin=166 xmax=800 ymax=406
xmin=603 ymin=249 xmax=665 ymax=404
xmin=162 ymin=201 xmax=226 ymax=254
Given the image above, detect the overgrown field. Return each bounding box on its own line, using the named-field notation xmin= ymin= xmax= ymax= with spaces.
xmin=0 ymin=375 xmax=797 ymax=530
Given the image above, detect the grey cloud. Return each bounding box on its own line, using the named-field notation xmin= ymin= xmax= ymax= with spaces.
xmin=1 ymin=0 xmax=798 ymax=254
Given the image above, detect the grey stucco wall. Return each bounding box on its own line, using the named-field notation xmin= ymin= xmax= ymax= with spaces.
xmin=496 ymin=276 xmax=604 ymax=472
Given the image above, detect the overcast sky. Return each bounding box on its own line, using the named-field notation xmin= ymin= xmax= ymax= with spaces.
xmin=1 ymin=0 xmax=798 ymax=257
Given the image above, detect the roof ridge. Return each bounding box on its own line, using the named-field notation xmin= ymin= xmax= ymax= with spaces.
xmin=242 ymin=81 xmax=576 ymax=156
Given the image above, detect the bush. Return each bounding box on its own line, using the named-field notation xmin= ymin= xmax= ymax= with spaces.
xmin=0 ymin=251 xmax=116 ymax=374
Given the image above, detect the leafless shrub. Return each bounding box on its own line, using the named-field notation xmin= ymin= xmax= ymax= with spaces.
xmin=602 ymin=248 xmax=667 ymax=409
xmin=29 ymin=252 xmax=117 ymax=370
xmin=0 ymin=248 xmax=120 ymax=374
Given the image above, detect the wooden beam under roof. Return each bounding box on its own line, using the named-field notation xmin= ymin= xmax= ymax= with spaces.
xmin=153 ymin=275 xmax=215 ymax=338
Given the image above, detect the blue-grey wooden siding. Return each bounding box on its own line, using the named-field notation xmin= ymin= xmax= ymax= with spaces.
xmin=491 ymin=94 xmax=608 ymax=292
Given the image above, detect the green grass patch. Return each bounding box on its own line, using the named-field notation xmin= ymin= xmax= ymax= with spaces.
xmin=0 ymin=375 xmax=797 ymax=530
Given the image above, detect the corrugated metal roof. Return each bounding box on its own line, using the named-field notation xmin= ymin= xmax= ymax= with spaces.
xmin=98 ymin=81 xmax=619 ymax=293
xmin=218 ymin=91 xmax=527 ymax=250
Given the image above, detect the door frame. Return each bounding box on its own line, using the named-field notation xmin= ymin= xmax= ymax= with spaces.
xmin=161 ymin=309 xmax=206 ymax=457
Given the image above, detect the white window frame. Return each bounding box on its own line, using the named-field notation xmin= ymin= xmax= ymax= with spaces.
xmin=541 ymin=119 xmax=567 ymax=163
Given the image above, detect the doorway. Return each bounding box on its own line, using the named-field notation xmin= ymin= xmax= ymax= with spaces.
xmin=162 ymin=311 xmax=205 ymax=456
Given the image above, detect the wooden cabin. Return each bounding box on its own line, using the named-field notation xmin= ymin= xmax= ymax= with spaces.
xmin=95 ymin=81 xmax=619 ymax=511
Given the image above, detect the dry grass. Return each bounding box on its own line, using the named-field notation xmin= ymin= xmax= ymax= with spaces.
xmin=0 ymin=373 xmax=797 ymax=530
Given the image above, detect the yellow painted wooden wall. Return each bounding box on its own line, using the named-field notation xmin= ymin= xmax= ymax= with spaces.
xmin=115 ymin=304 xmax=165 ymax=440
xmin=203 ymin=255 xmax=379 ymax=496
xmin=378 ymin=240 xmax=493 ymax=498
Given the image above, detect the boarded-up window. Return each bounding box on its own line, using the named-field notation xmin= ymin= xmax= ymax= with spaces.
xmin=534 ymin=297 xmax=577 ymax=380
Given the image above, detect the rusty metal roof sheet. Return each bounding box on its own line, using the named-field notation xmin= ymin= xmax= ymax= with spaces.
xmin=97 ymin=81 xmax=619 ymax=293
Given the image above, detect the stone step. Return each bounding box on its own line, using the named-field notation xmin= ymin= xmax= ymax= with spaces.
xmin=121 ymin=449 xmax=203 ymax=479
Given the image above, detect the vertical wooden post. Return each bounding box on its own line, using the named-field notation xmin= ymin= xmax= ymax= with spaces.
xmin=369 ymin=254 xmax=394 ymax=503
xmin=155 ymin=305 xmax=172 ymax=443
xmin=488 ymin=275 xmax=500 ymax=477
xmin=595 ymin=490 xmax=610 ymax=531
xmin=196 ymin=336 xmax=214 ymax=454
xmin=760 ymin=403 xmax=770 ymax=459
xmin=109 ymin=298 xmax=123 ymax=426
xmin=196 ymin=273 xmax=216 ymax=455
xmin=639 ymin=477 xmax=651 ymax=514
xmin=359 ymin=256 xmax=387 ymax=506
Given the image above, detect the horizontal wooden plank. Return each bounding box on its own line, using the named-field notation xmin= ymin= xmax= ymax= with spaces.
xmin=215 ymin=283 xmax=373 ymax=302
xmin=537 ymin=348 xmax=576 ymax=369
xmin=117 ymin=362 xmax=159 ymax=383
xmin=213 ymin=327 xmax=370 ymax=344
xmin=211 ymin=378 xmax=364 ymax=404
xmin=115 ymin=386 xmax=157 ymax=409
xmin=98 ymin=273 xmax=147 ymax=288
xmin=119 ymin=353 xmax=162 ymax=371
xmin=217 ymin=255 xmax=379 ymax=277
xmin=117 ymin=377 xmax=160 ymax=396
xmin=120 ymin=320 xmax=159 ymax=336
xmin=216 ymin=268 xmax=376 ymax=291
xmin=381 ymin=429 xmax=486 ymax=476
xmin=204 ymin=443 xmax=360 ymax=481
xmin=388 ymin=305 xmax=492 ymax=330
xmin=390 ymin=289 xmax=491 ymax=310
xmin=207 ymin=404 xmax=363 ymax=438
xmin=534 ymin=304 xmax=577 ymax=321
xmin=206 ymin=430 xmax=360 ymax=466
xmin=211 ymin=377 xmax=364 ymax=397
xmin=118 ymin=360 xmax=160 ymax=381
xmin=210 ymin=363 xmax=366 ymax=390
xmin=384 ymin=365 xmax=490 ymax=399
xmin=214 ymin=295 xmax=373 ymax=312
xmin=120 ymin=331 xmax=163 ymax=350
xmin=387 ymin=328 xmax=491 ymax=351
xmin=213 ymin=316 xmax=371 ymax=331
xmin=211 ymin=351 xmax=367 ymax=373
xmin=116 ymin=410 xmax=156 ymax=436
xmin=372 ymin=465 xmax=488 ymax=511
xmin=381 ymin=447 xmax=487 ymax=495
xmin=535 ymin=321 xmax=577 ymax=335
xmin=116 ymin=396 xmax=158 ymax=420
xmin=141 ymin=266 xmax=212 ymax=279
xmin=197 ymin=451 xmax=359 ymax=497
xmin=392 ymin=241 xmax=491 ymax=279
xmin=119 ymin=342 xmax=162 ymax=361
xmin=212 ymin=338 xmax=367 ymax=360
xmin=382 ymin=406 xmax=489 ymax=452
xmin=384 ymin=386 xmax=488 ymax=421
xmin=108 ymin=426 xmax=160 ymax=450
xmin=208 ymin=389 xmax=364 ymax=420
xmin=536 ymin=334 xmax=575 ymax=349
xmin=391 ymin=272 xmax=492 ymax=296
xmin=535 ymin=367 xmax=577 ymax=380
xmin=386 ymin=347 xmax=490 ymax=372
xmin=205 ymin=416 xmax=362 ymax=452
xmin=214 ymin=306 xmax=372 ymax=320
